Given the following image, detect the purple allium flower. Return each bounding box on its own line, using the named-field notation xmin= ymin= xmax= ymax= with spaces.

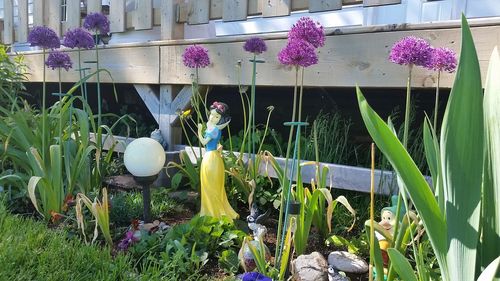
xmin=429 ymin=47 xmax=457 ymax=73
xmin=278 ymin=39 xmax=318 ymax=68
xmin=182 ymin=45 xmax=210 ymax=68
xmin=389 ymin=36 xmax=433 ymax=67
xmin=63 ymin=28 xmax=95 ymax=49
xmin=83 ymin=12 xmax=110 ymax=35
xmin=288 ymin=17 xmax=325 ymax=49
xmin=240 ymin=272 xmax=272 ymax=281
xmin=244 ymin=37 xmax=267 ymax=54
xmin=45 ymin=51 xmax=73 ymax=71
xmin=27 ymin=26 xmax=60 ymax=49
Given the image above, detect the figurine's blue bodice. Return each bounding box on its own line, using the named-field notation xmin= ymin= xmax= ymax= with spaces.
xmin=204 ymin=126 xmax=221 ymax=151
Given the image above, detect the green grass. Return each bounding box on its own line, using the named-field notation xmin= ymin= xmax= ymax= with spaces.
xmin=0 ymin=201 xmax=137 ymax=281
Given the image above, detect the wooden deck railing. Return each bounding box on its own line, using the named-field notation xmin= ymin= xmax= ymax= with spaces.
xmin=2 ymin=0 xmax=408 ymax=45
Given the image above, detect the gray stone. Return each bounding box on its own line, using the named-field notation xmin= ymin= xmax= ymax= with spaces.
xmin=291 ymin=252 xmax=329 ymax=281
xmin=328 ymin=251 xmax=369 ymax=274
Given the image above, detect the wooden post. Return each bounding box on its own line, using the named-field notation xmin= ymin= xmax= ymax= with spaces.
xmin=110 ymin=0 xmax=126 ymax=33
xmin=3 ymin=0 xmax=13 ymax=44
xmin=47 ymin=0 xmax=62 ymax=36
xmin=33 ymin=0 xmax=44 ymax=26
xmin=161 ymin=0 xmax=184 ymax=40
xmin=135 ymin=0 xmax=153 ymax=30
xmin=65 ymin=0 xmax=82 ymax=32
xmin=262 ymin=0 xmax=291 ymax=17
xmin=188 ymin=0 xmax=210 ymax=24
xmin=17 ymin=0 xmax=29 ymax=42
xmin=133 ymin=84 xmax=185 ymax=150
xmin=87 ymin=0 xmax=101 ymax=14
xmin=223 ymin=0 xmax=248 ymax=21
xmin=309 ymin=0 xmax=342 ymax=12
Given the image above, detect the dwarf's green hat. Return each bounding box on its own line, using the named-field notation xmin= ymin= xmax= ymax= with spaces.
xmin=382 ymin=195 xmax=406 ymax=218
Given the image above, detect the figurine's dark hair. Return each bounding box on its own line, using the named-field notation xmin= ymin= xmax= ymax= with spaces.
xmin=210 ymin=101 xmax=231 ymax=125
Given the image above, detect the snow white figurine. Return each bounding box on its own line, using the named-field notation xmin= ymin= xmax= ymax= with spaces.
xmin=197 ymin=101 xmax=239 ymax=221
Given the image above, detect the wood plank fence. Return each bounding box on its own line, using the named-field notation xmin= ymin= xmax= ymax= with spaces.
xmin=2 ymin=0 xmax=411 ymax=45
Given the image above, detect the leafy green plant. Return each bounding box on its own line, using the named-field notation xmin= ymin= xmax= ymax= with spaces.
xmin=131 ymin=215 xmax=245 ymax=279
xmin=75 ymin=188 xmax=112 ymax=246
xmin=358 ymin=16 xmax=500 ymax=281
xmin=303 ymin=111 xmax=354 ymax=165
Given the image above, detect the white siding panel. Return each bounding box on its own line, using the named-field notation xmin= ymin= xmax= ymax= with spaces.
xmin=466 ymin=0 xmax=500 ymax=18
xmin=364 ymin=3 xmax=407 ymax=25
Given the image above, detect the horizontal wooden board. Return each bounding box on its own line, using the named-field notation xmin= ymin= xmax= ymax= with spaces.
xmin=160 ymin=25 xmax=500 ymax=88
xmin=22 ymin=46 xmax=160 ymax=83
xmin=15 ymin=24 xmax=500 ymax=88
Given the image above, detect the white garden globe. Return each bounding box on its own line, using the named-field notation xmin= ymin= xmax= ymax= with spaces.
xmin=124 ymin=137 xmax=166 ymax=177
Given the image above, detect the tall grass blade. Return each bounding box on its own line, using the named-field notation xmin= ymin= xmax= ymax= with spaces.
xmin=356 ymin=86 xmax=448 ymax=276
xmin=440 ymin=16 xmax=484 ymax=281
xmin=387 ymin=248 xmax=418 ymax=281
xmin=481 ymin=46 xmax=500 ymax=275
xmin=423 ymin=117 xmax=444 ymax=213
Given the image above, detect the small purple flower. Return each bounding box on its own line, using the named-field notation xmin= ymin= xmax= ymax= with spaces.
xmin=288 ymin=17 xmax=325 ymax=49
xmin=83 ymin=12 xmax=110 ymax=35
xmin=240 ymin=272 xmax=272 ymax=281
xmin=182 ymin=45 xmax=210 ymax=68
xmin=27 ymin=26 xmax=60 ymax=49
xmin=389 ymin=36 xmax=433 ymax=67
xmin=429 ymin=47 xmax=457 ymax=73
xmin=45 ymin=51 xmax=73 ymax=71
xmin=278 ymin=39 xmax=318 ymax=68
xmin=117 ymin=231 xmax=139 ymax=251
xmin=244 ymin=37 xmax=267 ymax=55
xmin=63 ymin=28 xmax=95 ymax=49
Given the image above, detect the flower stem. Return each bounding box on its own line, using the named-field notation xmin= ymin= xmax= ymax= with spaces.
xmin=95 ymin=32 xmax=102 ymax=129
xmin=250 ymin=54 xmax=257 ymax=178
xmin=58 ymin=68 xmax=62 ymax=144
xmin=402 ymin=65 xmax=413 ymax=148
xmin=42 ymin=49 xmax=46 ymax=160
xmin=275 ymin=66 xmax=299 ymax=262
xmin=433 ymin=70 xmax=441 ymax=131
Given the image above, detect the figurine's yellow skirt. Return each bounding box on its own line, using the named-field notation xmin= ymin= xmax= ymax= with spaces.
xmin=200 ymin=150 xmax=239 ymax=221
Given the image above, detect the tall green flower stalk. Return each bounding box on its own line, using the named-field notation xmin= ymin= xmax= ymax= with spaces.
xmin=82 ymin=12 xmax=110 ymax=183
xmin=181 ymin=45 xmax=210 ymax=160
xmin=426 ymin=47 xmax=457 ymax=130
xmin=27 ymin=26 xmax=61 ymax=160
xmin=62 ymin=27 xmax=95 ymax=106
xmin=243 ymin=37 xmax=267 ymax=178
xmin=274 ymin=16 xmax=324 ymax=266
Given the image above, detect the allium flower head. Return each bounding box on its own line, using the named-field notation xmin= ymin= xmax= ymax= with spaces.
xmin=389 ymin=36 xmax=433 ymax=67
xmin=243 ymin=37 xmax=267 ymax=54
xmin=429 ymin=47 xmax=457 ymax=73
xmin=278 ymin=39 xmax=318 ymax=68
xmin=288 ymin=17 xmax=325 ymax=49
xmin=63 ymin=28 xmax=95 ymax=49
xmin=182 ymin=45 xmax=210 ymax=68
xmin=83 ymin=12 xmax=110 ymax=35
xmin=45 ymin=51 xmax=73 ymax=71
xmin=241 ymin=272 xmax=272 ymax=281
xmin=27 ymin=26 xmax=60 ymax=49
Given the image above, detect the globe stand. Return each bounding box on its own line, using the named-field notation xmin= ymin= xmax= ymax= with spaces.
xmin=134 ymin=174 xmax=158 ymax=223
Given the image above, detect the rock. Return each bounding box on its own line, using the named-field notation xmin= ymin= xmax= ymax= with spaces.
xmin=291 ymin=252 xmax=329 ymax=281
xmin=328 ymin=251 xmax=369 ymax=274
